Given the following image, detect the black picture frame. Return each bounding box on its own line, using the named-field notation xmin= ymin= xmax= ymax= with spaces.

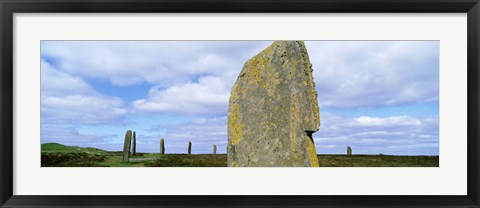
xmin=1 ymin=0 xmax=479 ymax=207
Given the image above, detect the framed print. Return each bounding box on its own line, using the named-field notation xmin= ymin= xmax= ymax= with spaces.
xmin=1 ymin=0 xmax=479 ymax=207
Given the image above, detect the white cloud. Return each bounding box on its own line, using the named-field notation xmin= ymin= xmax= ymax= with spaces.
xmin=130 ymin=117 xmax=228 ymax=153
xmin=132 ymin=75 xmax=231 ymax=116
xmin=352 ymin=116 xmax=422 ymax=127
xmin=43 ymin=41 xmax=440 ymax=116
xmin=41 ymin=60 xmax=127 ymax=125
xmin=41 ymin=124 xmax=115 ymax=147
xmin=306 ymin=41 xmax=439 ymax=109
xmin=41 ymin=60 xmax=95 ymax=96
xmin=41 ymin=41 xmax=270 ymax=87
xmin=313 ymin=112 xmax=439 ymax=155
xmin=42 ymin=95 xmax=127 ymax=124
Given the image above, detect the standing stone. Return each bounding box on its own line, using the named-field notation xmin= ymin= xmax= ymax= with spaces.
xmin=227 ymin=41 xmax=320 ymax=167
xmin=188 ymin=141 xmax=192 ymax=155
xmin=160 ymin=138 xmax=165 ymax=154
xmin=347 ymin=146 xmax=352 ymax=156
xmin=131 ymin=131 xmax=136 ymax=156
xmin=122 ymin=130 xmax=132 ymax=162
xmin=213 ymin=144 xmax=217 ymax=159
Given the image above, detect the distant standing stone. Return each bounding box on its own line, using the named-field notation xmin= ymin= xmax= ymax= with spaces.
xmin=122 ymin=130 xmax=132 ymax=162
xmin=227 ymin=41 xmax=320 ymax=167
xmin=131 ymin=131 xmax=136 ymax=156
xmin=347 ymin=146 xmax=352 ymax=156
xmin=213 ymin=144 xmax=217 ymax=159
xmin=160 ymin=138 xmax=165 ymax=154
xmin=188 ymin=141 xmax=192 ymax=155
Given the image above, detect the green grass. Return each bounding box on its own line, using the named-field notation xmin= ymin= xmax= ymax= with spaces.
xmin=41 ymin=143 xmax=439 ymax=167
xmin=317 ymin=154 xmax=439 ymax=167
xmin=41 ymin=143 xmax=107 ymax=154
xmin=41 ymin=152 xmax=108 ymax=167
xmin=144 ymin=154 xmax=227 ymax=167
xmin=41 ymin=143 xmax=110 ymax=167
xmin=98 ymin=155 xmax=149 ymax=167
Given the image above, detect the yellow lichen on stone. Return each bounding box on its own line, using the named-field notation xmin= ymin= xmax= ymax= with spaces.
xmin=302 ymin=46 xmax=321 ymax=128
xmin=289 ymin=57 xmax=298 ymax=71
xmin=249 ymin=64 xmax=262 ymax=86
xmin=310 ymin=86 xmax=320 ymax=127
xmin=244 ymin=44 xmax=273 ymax=86
xmin=229 ymin=83 xmax=240 ymax=103
xmin=240 ymin=84 xmax=246 ymax=97
xmin=227 ymin=41 xmax=321 ymax=167
xmin=307 ymin=140 xmax=319 ymax=167
xmin=228 ymin=104 xmax=243 ymax=145
xmin=287 ymin=71 xmax=294 ymax=80
xmin=290 ymin=95 xmax=297 ymax=152
xmin=265 ymin=71 xmax=280 ymax=97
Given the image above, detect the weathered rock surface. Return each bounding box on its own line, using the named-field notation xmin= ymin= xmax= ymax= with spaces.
xmin=122 ymin=130 xmax=132 ymax=162
xmin=160 ymin=138 xmax=165 ymax=154
xmin=227 ymin=41 xmax=320 ymax=167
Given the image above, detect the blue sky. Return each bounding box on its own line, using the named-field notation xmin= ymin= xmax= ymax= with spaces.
xmin=40 ymin=41 xmax=439 ymax=155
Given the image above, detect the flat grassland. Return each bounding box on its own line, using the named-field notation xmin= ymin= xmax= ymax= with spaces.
xmin=41 ymin=143 xmax=439 ymax=167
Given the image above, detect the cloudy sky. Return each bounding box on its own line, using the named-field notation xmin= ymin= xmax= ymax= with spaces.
xmin=40 ymin=41 xmax=439 ymax=155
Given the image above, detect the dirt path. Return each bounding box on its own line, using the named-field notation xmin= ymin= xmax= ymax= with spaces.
xmin=129 ymin=158 xmax=157 ymax=162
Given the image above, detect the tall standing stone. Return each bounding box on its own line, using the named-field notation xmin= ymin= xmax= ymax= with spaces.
xmin=160 ymin=138 xmax=165 ymax=154
xmin=227 ymin=41 xmax=320 ymax=167
xmin=213 ymin=144 xmax=217 ymax=159
xmin=347 ymin=146 xmax=352 ymax=156
xmin=132 ymin=131 xmax=136 ymax=156
xmin=122 ymin=130 xmax=132 ymax=162
xmin=188 ymin=141 xmax=192 ymax=155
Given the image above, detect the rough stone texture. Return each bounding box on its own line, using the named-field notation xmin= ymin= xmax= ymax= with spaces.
xmin=188 ymin=141 xmax=192 ymax=155
xmin=122 ymin=130 xmax=132 ymax=162
xmin=213 ymin=144 xmax=217 ymax=159
xmin=347 ymin=146 xmax=352 ymax=156
xmin=160 ymin=138 xmax=165 ymax=154
xmin=132 ymin=131 xmax=136 ymax=156
xmin=227 ymin=41 xmax=320 ymax=167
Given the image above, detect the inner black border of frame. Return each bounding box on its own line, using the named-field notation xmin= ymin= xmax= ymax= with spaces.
xmin=1 ymin=0 xmax=479 ymax=207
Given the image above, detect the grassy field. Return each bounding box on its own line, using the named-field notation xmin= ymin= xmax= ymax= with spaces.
xmin=317 ymin=154 xmax=438 ymax=167
xmin=41 ymin=143 xmax=439 ymax=167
